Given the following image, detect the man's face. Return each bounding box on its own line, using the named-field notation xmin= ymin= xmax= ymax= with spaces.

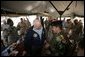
xmin=34 ymin=20 xmax=42 ymax=29
xmin=52 ymin=26 xmax=60 ymax=33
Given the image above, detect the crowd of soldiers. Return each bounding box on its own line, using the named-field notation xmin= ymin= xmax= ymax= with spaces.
xmin=1 ymin=17 xmax=84 ymax=56
xmin=1 ymin=18 xmax=31 ymax=47
xmin=43 ymin=18 xmax=84 ymax=56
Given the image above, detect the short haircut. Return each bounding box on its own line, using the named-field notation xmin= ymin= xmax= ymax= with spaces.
xmin=33 ymin=19 xmax=41 ymax=24
xmin=7 ymin=18 xmax=14 ymax=26
xmin=51 ymin=21 xmax=63 ymax=30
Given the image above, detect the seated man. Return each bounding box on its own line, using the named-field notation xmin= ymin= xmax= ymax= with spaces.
xmin=24 ymin=19 xmax=46 ymax=56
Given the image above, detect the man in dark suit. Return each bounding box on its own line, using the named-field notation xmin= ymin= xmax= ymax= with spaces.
xmin=24 ymin=19 xmax=46 ymax=56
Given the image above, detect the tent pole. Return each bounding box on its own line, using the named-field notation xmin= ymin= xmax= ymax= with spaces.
xmin=49 ymin=1 xmax=60 ymax=15
xmin=60 ymin=15 xmax=61 ymax=20
xmin=63 ymin=1 xmax=73 ymax=15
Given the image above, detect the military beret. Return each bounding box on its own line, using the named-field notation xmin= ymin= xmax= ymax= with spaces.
xmin=51 ymin=21 xmax=63 ymax=27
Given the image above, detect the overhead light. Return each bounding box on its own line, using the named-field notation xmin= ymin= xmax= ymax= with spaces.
xmin=32 ymin=10 xmax=37 ymax=13
xmin=50 ymin=8 xmax=55 ymax=12
xmin=26 ymin=5 xmax=33 ymax=11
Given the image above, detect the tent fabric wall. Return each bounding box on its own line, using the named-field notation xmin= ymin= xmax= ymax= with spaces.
xmin=1 ymin=1 xmax=84 ymax=18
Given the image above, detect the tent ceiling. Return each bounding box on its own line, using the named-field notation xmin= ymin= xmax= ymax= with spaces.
xmin=1 ymin=1 xmax=84 ymax=18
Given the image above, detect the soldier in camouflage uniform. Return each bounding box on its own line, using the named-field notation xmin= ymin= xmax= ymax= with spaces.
xmin=17 ymin=18 xmax=27 ymax=36
xmin=7 ymin=19 xmax=19 ymax=45
xmin=71 ymin=19 xmax=83 ymax=42
xmin=65 ymin=19 xmax=73 ymax=34
xmin=49 ymin=21 xmax=71 ymax=56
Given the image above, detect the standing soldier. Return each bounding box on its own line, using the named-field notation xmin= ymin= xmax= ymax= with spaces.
xmin=1 ymin=20 xmax=10 ymax=46
xmin=72 ymin=19 xmax=83 ymax=42
xmin=17 ymin=18 xmax=27 ymax=36
xmin=78 ymin=20 xmax=83 ymax=37
xmin=48 ymin=21 xmax=71 ymax=56
xmin=23 ymin=18 xmax=31 ymax=33
xmin=65 ymin=19 xmax=73 ymax=34
xmin=26 ymin=18 xmax=31 ymax=29
xmin=7 ymin=19 xmax=18 ymax=45
xmin=44 ymin=18 xmax=53 ymax=42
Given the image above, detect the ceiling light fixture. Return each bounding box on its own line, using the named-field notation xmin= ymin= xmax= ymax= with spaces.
xmin=26 ymin=5 xmax=33 ymax=11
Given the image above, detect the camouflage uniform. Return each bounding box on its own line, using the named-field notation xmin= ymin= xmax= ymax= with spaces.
xmin=71 ymin=22 xmax=83 ymax=42
xmin=17 ymin=22 xmax=27 ymax=35
xmin=8 ymin=26 xmax=18 ymax=45
xmin=49 ymin=31 xmax=69 ymax=56
xmin=45 ymin=20 xmax=72 ymax=56
xmin=65 ymin=21 xmax=73 ymax=34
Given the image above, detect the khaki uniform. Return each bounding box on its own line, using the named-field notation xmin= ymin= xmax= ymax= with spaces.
xmin=17 ymin=22 xmax=27 ymax=35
